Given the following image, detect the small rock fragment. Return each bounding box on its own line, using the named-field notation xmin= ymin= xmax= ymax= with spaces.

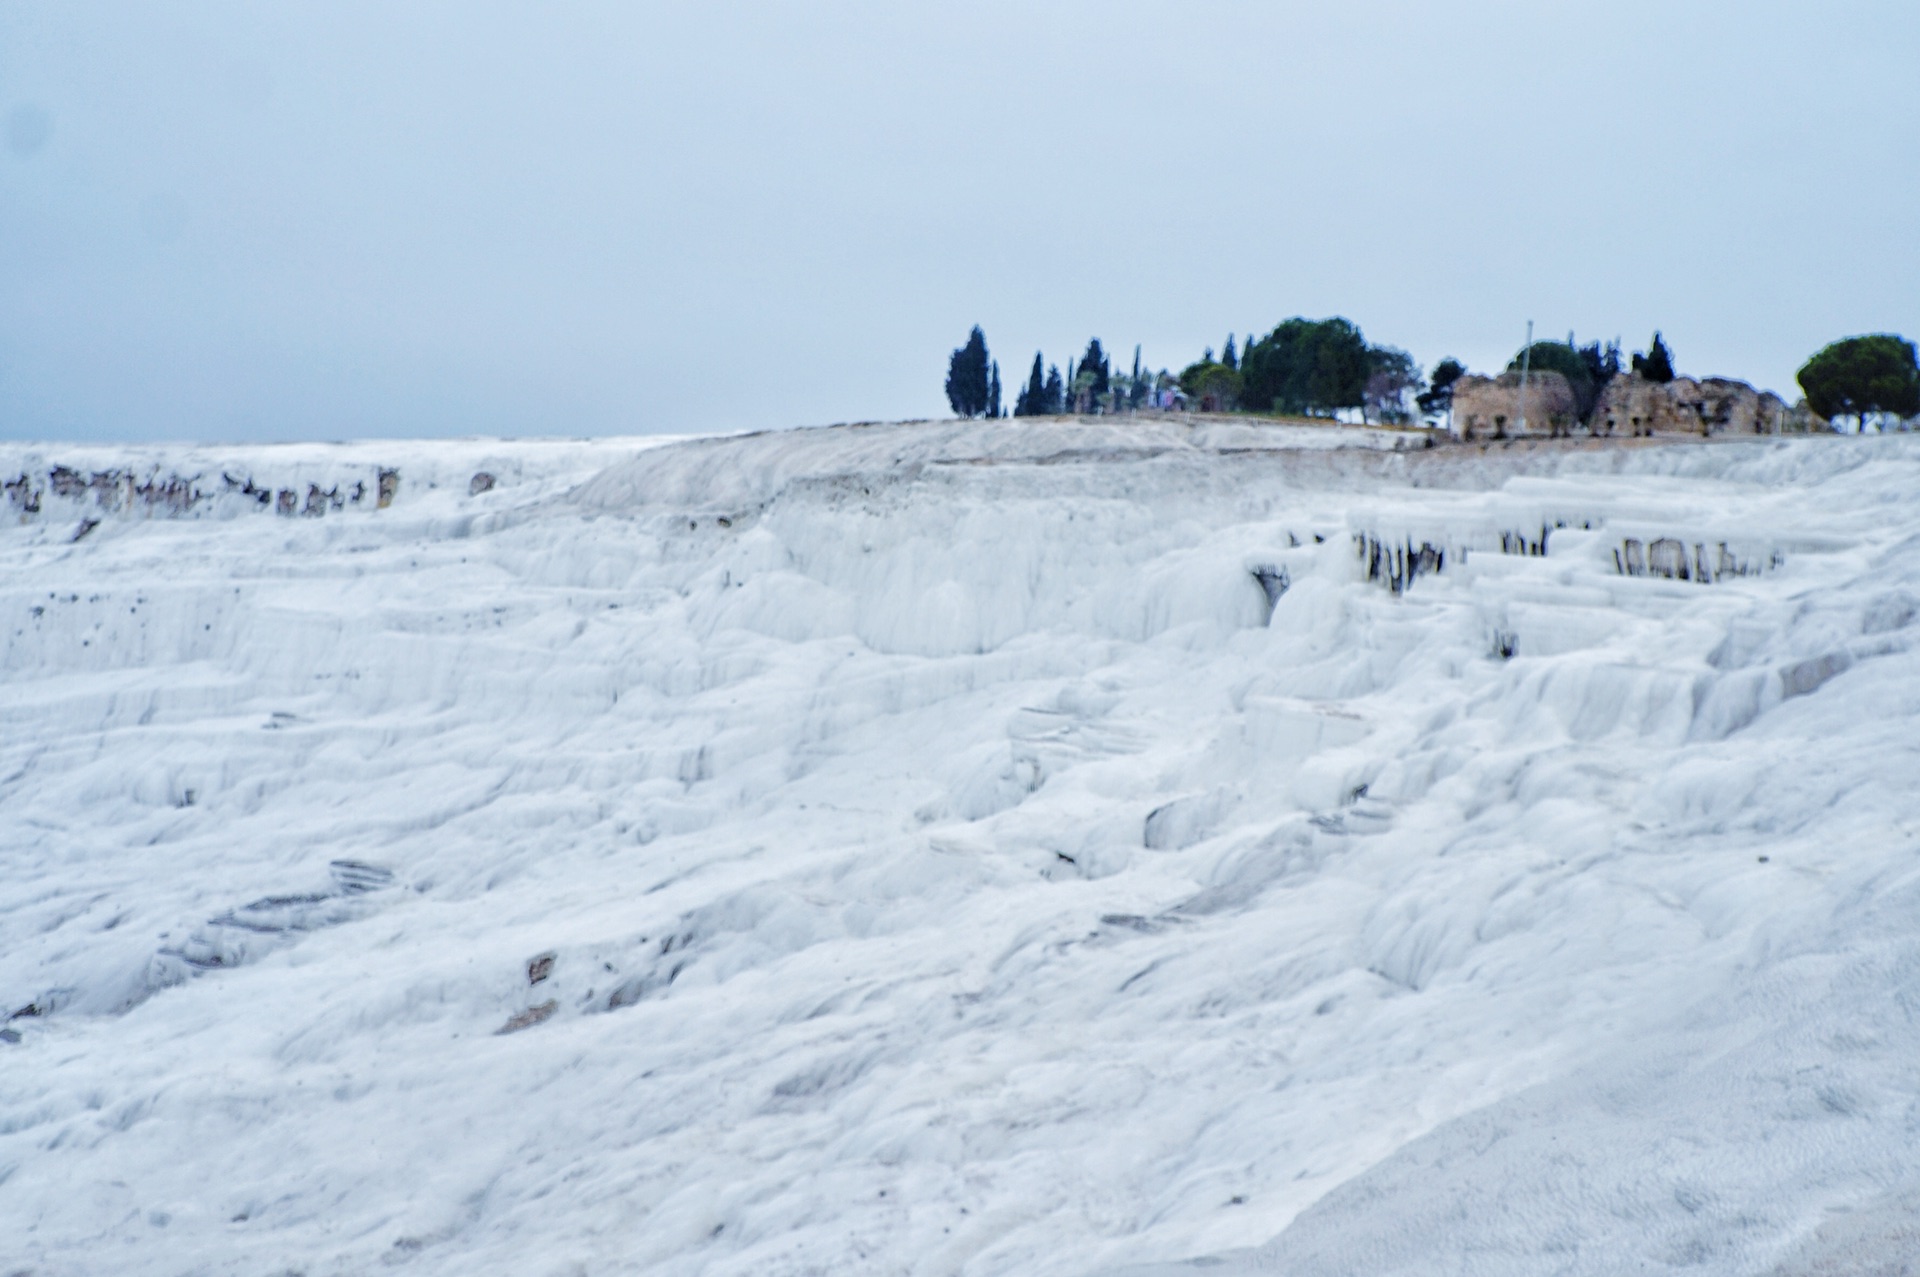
xmin=497 ymin=1000 xmax=557 ymax=1035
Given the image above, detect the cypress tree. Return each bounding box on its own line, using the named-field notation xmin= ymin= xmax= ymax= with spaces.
xmin=1071 ymin=340 xmax=1111 ymax=413
xmin=1043 ymin=365 xmax=1065 ymax=414
xmin=945 ymin=326 xmax=992 ymax=417
xmin=1077 ymin=340 xmax=1109 ymax=400
xmin=1015 ymin=352 xmax=1046 ymax=417
xmin=1632 ymin=332 xmax=1676 ymax=383
xmin=988 ymin=360 xmax=1002 ymax=419
xmin=1223 ymin=335 xmax=1238 ymax=370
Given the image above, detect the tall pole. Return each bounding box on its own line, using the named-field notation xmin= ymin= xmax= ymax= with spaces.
xmin=1517 ymin=320 xmax=1534 ymax=437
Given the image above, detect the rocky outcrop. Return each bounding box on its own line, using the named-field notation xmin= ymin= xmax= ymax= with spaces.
xmin=1451 ymin=371 xmax=1579 ymax=440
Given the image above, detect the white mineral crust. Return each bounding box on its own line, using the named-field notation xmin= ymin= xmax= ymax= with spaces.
xmin=3 ymin=422 xmax=1918 ymax=1275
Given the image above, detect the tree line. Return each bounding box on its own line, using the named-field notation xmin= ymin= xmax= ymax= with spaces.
xmin=945 ymin=323 xmax=1920 ymax=430
xmin=945 ymin=328 xmax=1168 ymax=418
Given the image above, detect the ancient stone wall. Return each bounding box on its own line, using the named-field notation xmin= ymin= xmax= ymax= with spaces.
xmin=1451 ymin=371 xmax=1578 ymax=440
xmin=1591 ymin=373 xmax=1797 ymax=436
xmin=1684 ymin=378 xmax=1791 ymax=434
xmin=1590 ymin=374 xmax=1671 ymax=436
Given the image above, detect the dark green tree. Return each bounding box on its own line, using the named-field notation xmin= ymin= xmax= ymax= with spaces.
xmin=1417 ymin=357 xmax=1466 ymax=416
xmin=988 ymin=360 xmax=1002 ymax=419
xmin=1179 ymin=358 xmax=1242 ymax=411
xmin=1014 ymin=352 xmax=1046 ymax=417
xmin=1042 ymin=364 xmax=1065 ymax=415
xmin=1631 ymin=332 xmax=1676 ymax=383
xmin=1239 ymin=317 xmax=1371 ymax=415
xmin=945 ymin=326 xmax=992 ymax=418
xmin=1222 ymin=335 xmax=1238 ymax=370
xmin=1579 ymin=338 xmax=1622 ymax=401
xmin=1797 ymin=334 xmax=1920 ymax=431
xmin=1080 ymin=339 xmax=1110 ymax=398
xmin=1066 ymin=339 xmax=1111 ymax=413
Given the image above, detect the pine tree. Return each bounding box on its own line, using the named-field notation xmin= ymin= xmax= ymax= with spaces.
xmin=1416 ymin=357 xmax=1467 ymax=416
xmin=1043 ymin=365 xmax=1064 ymax=414
xmin=988 ymin=360 xmax=1002 ymax=419
xmin=945 ymin=326 xmax=992 ymax=417
xmin=1798 ymin=334 xmax=1920 ymax=431
xmin=1222 ymin=335 xmax=1238 ymax=370
xmin=1238 ymin=317 xmax=1370 ymax=416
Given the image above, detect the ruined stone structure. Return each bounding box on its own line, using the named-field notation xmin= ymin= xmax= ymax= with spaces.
xmin=1694 ymin=378 xmax=1791 ymax=435
xmin=1448 ymin=369 xmax=1814 ymax=441
xmin=1450 ymin=371 xmax=1579 ymax=440
xmin=1589 ymin=373 xmax=1794 ymax=437
xmin=1588 ymin=374 xmax=1668 ymax=437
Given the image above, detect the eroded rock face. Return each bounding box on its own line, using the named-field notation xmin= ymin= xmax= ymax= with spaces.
xmin=1451 ymin=371 xmax=1579 ymax=440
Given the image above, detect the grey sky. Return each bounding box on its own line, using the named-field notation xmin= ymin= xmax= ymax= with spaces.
xmin=2 ymin=1 xmax=1915 ymax=442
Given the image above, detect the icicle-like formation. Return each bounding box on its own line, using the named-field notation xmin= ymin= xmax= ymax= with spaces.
xmin=1609 ymin=534 xmax=1784 ymax=582
xmin=1355 ymin=533 xmax=1447 ymax=595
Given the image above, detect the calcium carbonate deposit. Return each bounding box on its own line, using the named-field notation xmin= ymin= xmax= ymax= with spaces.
xmin=4 ymin=420 xmax=1919 ymax=1275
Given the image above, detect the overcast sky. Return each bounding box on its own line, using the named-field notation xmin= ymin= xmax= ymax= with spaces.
xmin=2 ymin=1 xmax=1916 ymax=442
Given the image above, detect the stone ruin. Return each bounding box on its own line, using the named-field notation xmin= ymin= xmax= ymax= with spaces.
xmin=1450 ymin=371 xmax=1818 ymax=441
xmin=1451 ymin=371 xmax=1581 ymax=440
xmin=1589 ymin=375 xmax=1793 ymax=437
